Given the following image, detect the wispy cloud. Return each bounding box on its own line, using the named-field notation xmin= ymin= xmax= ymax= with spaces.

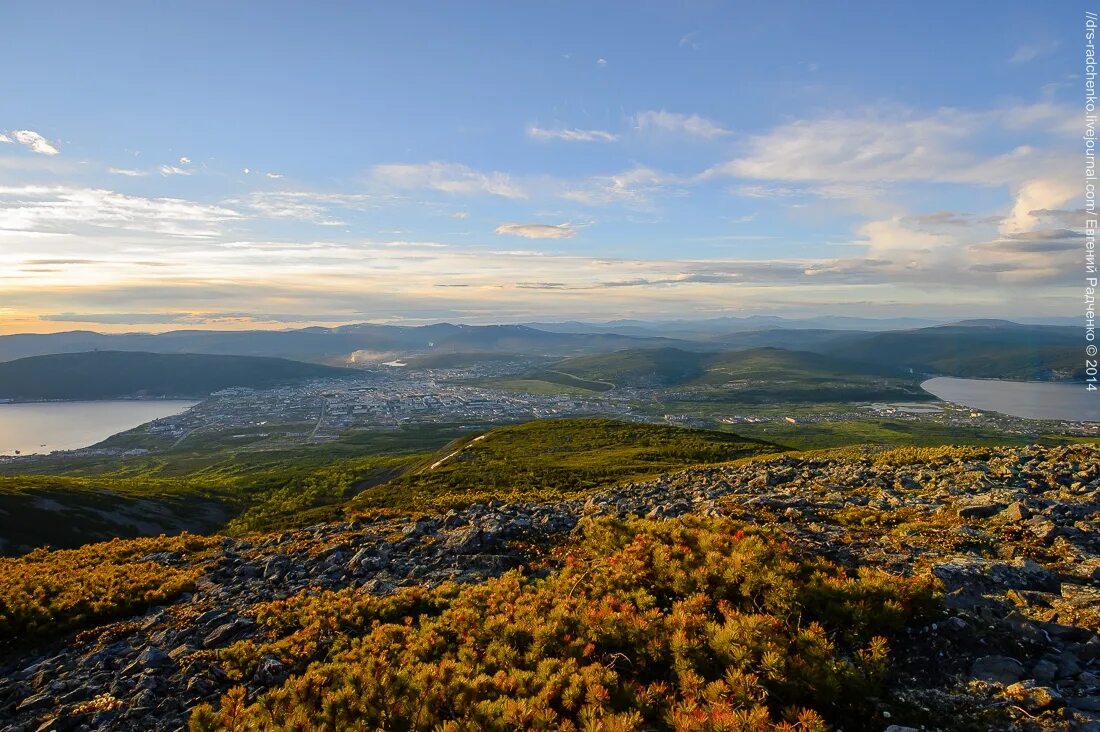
xmin=0 ymin=185 xmax=241 ymax=239
xmin=1009 ymin=40 xmax=1058 ymax=64
xmin=494 ymin=222 xmax=577 ymax=239
xmin=229 ymin=190 xmax=375 ymax=226
xmin=707 ymin=102 xmax=1073 ymax=186
xmin=679 ymin=33 xmax=700 ymax=50
xmin=108 ymin=167 xmax=148 ymax=177
xmin=158 ymin=164 xmax=192 ymax=176
xmin=562 ymin=166 xmax=683 ymax=207
xmin=370 ymin=161 xmax=526 ymax=199
xmin=633 ymin=110 xmax=730 ymax=139
xmin=6 ymin=130 xmax=60 ymax=155
xmin=526 ymin=126 xmax=618 ymax=143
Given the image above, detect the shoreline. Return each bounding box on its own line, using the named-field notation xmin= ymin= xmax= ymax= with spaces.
xmin=0 ymin=396 xmax=205 ymax=406
xmin=0 ymin=399 xmax=200 ymax=457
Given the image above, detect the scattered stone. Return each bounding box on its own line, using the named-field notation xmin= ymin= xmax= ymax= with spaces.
xmin=933 ymin=557 xmax=1059 ymax=594
xmin=202 ymin=619 xmax=252 ymax=649
xmin=1069 ymin=696 xmax=1100 ymax=712
xmin=1000 ymin=501 xmax=1031 ymax=521
xmin=1032 ymin=658 xmax=1059 ymax=683
xmin=957 ymin=502 xmax=1005 ymax=519
xmin=1024 ymin=516 xmax=1060 ymax=543
xmin=970 ymin=655 xmax=1025 ymax=684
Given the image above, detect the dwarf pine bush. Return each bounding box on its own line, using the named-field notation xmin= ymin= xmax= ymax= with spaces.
xmin=191 ymin=516 xmax=937 ymax=731
xmin=0 ymin=532 xmax=219 ymax=642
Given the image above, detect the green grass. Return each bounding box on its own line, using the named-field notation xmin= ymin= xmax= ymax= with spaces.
xmin=348 ymin=418 xmax=780 ymax=513
xmin=0 ymin=419 xmax=778 ymax=550
xmin=730 ymin=419 xmax=1036 ymax=451
xmin=0 ymin=423 xmax=482 ymax=552
xmin=1 ymin=407 xmax=1066 ymax=555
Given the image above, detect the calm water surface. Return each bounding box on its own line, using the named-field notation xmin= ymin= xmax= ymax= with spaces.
xmin=921 ymin=377 xmax=1100 ymax=422
xmin=0 ymin=400 xmax=198 ymax=455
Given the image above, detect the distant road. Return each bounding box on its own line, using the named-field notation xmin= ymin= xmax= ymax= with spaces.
xmin=308 ymin=398 xmax=327 ymax=439
xmin=171 ymin=426 xmax=201 ymax=449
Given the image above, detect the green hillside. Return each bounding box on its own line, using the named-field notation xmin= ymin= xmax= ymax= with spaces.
xmin=0 ymin=419 xmax=778 ymax=554
xmin=542 ymin=347 xmax=903 ymax=387
xmin=696 ymin=347 xmax=902 ymax=382
xmin=0 ymin=351 xmax=355 ymax=400
xmin=542 ymin=347 xmax=710 ymax=387
xmin=501 ymin=346 xmax=927 ymax=403
xmin=349 ymin=418 xmax=780 ymax=512
xmin=819 ymin=323 xmax=1081 ymax=379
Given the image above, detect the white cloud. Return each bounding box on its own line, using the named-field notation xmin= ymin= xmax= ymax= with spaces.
xmin=596 ymin=58 xmax=607 ymax=66
xmin=266 ymin=172 xmax=284 ymax=179
xmin=707 ymin=102 xmax=1074 ymax=186
xmin=370 ymin=161 xmax=526 ymax=199
xmin=1000 ymin=177 xmax=1077 ymax=234
xmin=1010 ymin=40 xmax=1058 ymax=64
xmin=633 ymin=110 xmax=730 ymax=139
xmin=704 ymin=99 xmax=1080 ymax=290
xmin=9 ymin=130 xmax=60 ymax=155
xmin=562 ymin=166 xmax=682 ymax=207
xmin=495 ymin=222 xmax=577 ymax=239
xmin=0 ymin=134 xmax=10 ymax=144
xmin=178 ymin=156 xmax=191 ymax=165
xmin=230 ymin=190 xmax=374 ymax=226
xmin=527 ymin=126 xmax=618 ymax=143
xmin=489 ymin=249 xmax=546 ymax=256
xmin=380 ymin=240 xmax=448 ymax=248
xmin=158 ymin=164 xmax=192 ymax=176
xmin=0 ymin=185 xmax=241 ymax=239
xmin=243 ymin=168 xmax=251 ymax=174
xmin=108 ymin=167 xmax=147 ymax=177
xmin=452 ymin=211 xmax=469 ymax=219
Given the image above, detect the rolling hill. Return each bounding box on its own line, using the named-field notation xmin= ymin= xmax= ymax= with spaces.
xmin=496 ymin=346 xmax=930 ymax=403
xmin=816 ymin=321 xmax=1082 ymax=379
xmin=0 ymin=324 xmax=695 ymax=364
xmin=0 ymin=418 xmax=779 ymax=554
xmin=0 ymin=351 xmax=356 ymax=400
xmin=543 ymin=347 xmax=906 ymax=386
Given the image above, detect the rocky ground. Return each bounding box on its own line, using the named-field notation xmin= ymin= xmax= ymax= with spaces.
xmin=1 ymin=443 xmax=1098 ymax=731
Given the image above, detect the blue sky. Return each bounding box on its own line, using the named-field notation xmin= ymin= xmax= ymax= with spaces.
xmin=0 ymin=1 xmax=1086 ymax=332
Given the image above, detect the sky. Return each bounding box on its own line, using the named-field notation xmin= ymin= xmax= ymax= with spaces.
xmin=0 ymin=1 xmax=1088 ymax=333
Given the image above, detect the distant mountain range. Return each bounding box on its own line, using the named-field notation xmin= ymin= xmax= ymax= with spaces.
xmin=0 ymin=324 xmax=690 ymax=364
xmin=522 ymin=315 xmax=948 ymax=337
xmin=521 ymin=315 xmax=1078 ymax=338
xmin=0 ymin=351 xmax=355 ymax=401
xmin=0 ymin=319 xmax=1084 ymax=382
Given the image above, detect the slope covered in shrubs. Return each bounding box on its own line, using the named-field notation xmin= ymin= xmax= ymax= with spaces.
xmin=0 ymin=532 xmax=220 ymax=643
xmin=191 ymin=516 xmax=938 ymax=731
